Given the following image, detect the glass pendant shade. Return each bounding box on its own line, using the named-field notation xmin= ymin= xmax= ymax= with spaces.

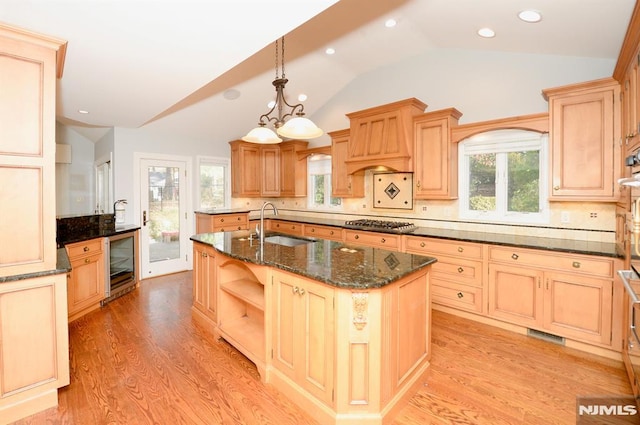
xmin=241 ymin=125 xmax=282 ymax=144
xmin=276 ymin=116 xmax=324 ymax=139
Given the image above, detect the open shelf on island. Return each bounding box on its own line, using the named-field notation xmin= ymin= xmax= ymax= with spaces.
xmin=218 ymin=307 xmax=265 ymax=363
xmin=219 ymin=278 xmax=264 ymax=311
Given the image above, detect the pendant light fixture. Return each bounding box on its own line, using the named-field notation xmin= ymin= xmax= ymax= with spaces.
xmin=242 ymin=37 xmax=323 ymax=144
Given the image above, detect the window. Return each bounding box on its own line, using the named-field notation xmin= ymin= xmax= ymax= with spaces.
xmin=458 ymin=129 xmax=549 ymax=224
xmin=307 ymin=155 xmax=341 ymax=210
xmin=197 ymin=156 xmax=230 ymax=209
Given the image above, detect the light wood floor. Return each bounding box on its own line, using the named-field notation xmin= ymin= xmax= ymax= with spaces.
xmin=13 ymin=271 xmax=633 ymax=424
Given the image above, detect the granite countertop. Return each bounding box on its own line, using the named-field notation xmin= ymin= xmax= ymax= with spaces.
xmin=0 ymin=248 xmax=71 ymax=284
xmin=56 ymin=224 xmax=140 ymax=247
xmin=191 ymin=231 xmax=437 ymax=290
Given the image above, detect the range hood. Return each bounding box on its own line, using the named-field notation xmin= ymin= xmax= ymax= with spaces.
xmin=344 ymin=98 xmax=427 ymax=175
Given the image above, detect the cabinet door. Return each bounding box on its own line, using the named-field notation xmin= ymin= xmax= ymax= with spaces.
xmin=548 ymin=83 xmax=619 ymax=200
xmin=67 ymin=253 xmax=105 ymax=317
xmin=330 ymin=129 xmax=364 ymax=198
xmin=543 ymin=272 xmax=612 ymax=345
xmin=261 ymin=145 xmax=280 ymax=196
xmin=413 ymin=109 xmax=461 ymax=200
xmin=193 ymin=243 xmax=216 ymax=320
xmin=271 ymin=270 xmax=334 ymax=406
xmin=230 ymin=141 xmax=261 ymax=197
xmin=279 ymin=141 xmax=308 ymax=197
xmin=488 ymin=263 xmax=543 ymax=327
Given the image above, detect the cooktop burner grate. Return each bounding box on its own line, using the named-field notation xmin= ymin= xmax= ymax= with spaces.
xmin=344 ymin=219 xmax=417 ymax=234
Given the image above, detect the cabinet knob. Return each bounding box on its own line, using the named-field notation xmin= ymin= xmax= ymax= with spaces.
xmin=458 ymin=247 xmax=463 ymax=252
xmin=292 ymin=287 xmax=299 ymax=294
xmin=420 ymin=242 xmax=426 ymax=247
xmin=511 ymin=253 xmax=519 ymax=260
xmin=83 ymin=246 xmax=90 ymax=252
xmin=84 ymin=258 xmax=90 ymax=264
xmin=299 ymin=288 xmax=306 ymax=296
xmin=416 ymin=181 xmax=421 ymax=189
xmin=354 ymin=235 xmax=359 ymax=240
xmin=572 ymin=261 xmax=580 ymax=268
xmin=311 ymin=228 xmax=315 ymax=232
xmin=237 ymin=217 xmax=241 ymax=221
xmin=553 ymin=185 xmax=560 ymax=190
xmin=457 ymin=267 xmax=464 ymax=273
xmin=381 ymin=238 xmax=386 ymax=243
xmin=330 ymin=230 xmax=334 ymax=235
xmin=457 ymin=292 xmax=464 ymax=298
xmin=202 ymin=252 xmax=208 ymax=258
xmin=220 ymin=218 xmax=224 ymax=222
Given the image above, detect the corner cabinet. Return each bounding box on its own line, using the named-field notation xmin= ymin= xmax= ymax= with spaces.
xmin=413 ymin=108 xmax=463 ymax=200
xmin=192 ymin=242 xmax=216 ymax=323
xmin=543 ymin=78 xmax=622 ymax=201
xmin=329 ymin=129 xmax=364 ymax=198
xmin=229 ymin=139 xmax=308 ymax=198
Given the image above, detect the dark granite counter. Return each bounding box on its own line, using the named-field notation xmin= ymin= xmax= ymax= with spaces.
xmin=0 ymin=248 xmax=71 ymax=284
xmin=191 ymin=231 xmax=437 ymax=290
xmin=57 ymin=223 xmax=140 ymax=247
xmin=235 ymin=213 xmax=621 ymax=259
xmin=195 ymin=208 xmax=253 ymax=215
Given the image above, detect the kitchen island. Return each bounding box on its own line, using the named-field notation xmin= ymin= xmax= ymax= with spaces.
xmin=190 ymin=230 xmax=437 ymax=425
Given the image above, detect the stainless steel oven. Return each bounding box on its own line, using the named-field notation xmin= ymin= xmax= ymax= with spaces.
xmin=102 ymin=230 xmax=138 ymax=305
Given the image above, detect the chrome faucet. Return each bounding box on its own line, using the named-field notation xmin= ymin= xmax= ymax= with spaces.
xmin=258 ymin=201 xmax=278 ymax=246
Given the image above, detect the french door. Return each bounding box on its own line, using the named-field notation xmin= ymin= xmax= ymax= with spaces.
xmin=137 ymin=155 xmax=190 ymax=278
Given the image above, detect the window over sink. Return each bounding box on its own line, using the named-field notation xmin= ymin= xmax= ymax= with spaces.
xmin=307 ymin=155 xmax=342 ymax=210
xmin=197 ymin=156 xmax=230 ymax=210
xmin=458 ymin=129 xmax=549 ymax=224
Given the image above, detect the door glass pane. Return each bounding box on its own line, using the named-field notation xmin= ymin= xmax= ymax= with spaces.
xmin=507 ymin=150 xmax=540 ymax=213
xmin=468 ymin=153 xmax=496 ymax=211
xmin=148 ymin=166 xmax=180 ymax=263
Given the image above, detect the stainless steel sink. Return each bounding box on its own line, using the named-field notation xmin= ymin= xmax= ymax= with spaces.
xmin=264 ymin=235 xmax=315 ymax=247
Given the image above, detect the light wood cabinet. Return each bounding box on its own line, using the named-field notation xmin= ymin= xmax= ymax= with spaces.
xmin=192 ymin=242 xmax=216 ymax=322
xmin=65 ymin=238 xmax=105 ymax=321
xmin=229 ymin=139 xmax=308 ymax=198
xmin=195 ymin=212 xmax=248 ymax=233
xmin=271 ymin=269 xmax=335 ymax=406
xmin=329 ymin=129 xmax=364 ymax=198
xmin=413 ymin=108 xmax=462 ymax=200
xmin=404 ymin=236 xmax=485 ymax=314
xmin=268 ymin=219 xmax=304 ymax=236
xmin=345 ymin=98 xmax=426 ymax=174
xmin=344 ymin=229 xmax=401 ymax=251
xmin=303 ymin=224 xmax=344 ymax=241
xmin=543 ymin=78 xmax=621 ymax=201
xmin=488 ymin=246 xmax=618 ymax=347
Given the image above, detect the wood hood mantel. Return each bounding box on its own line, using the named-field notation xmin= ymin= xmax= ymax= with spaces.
xmin=344 ymin=97 xmax=427 ymax=175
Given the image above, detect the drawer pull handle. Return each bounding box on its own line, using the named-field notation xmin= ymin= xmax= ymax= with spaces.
xmin=458 ymin=247 xmax=463 ymax=252
xmin=220 ymin=218 xmax=224 ymax=222
xmin=299 ymin=288 xmax=306 ymax=296
xmin=311 ymin=228 xmax=315 ymax=232
xmin=83 ymin=246 xmax=90 ymax=252
xmin=457 ymin=267 xmax=464 ymax=273
xmin=420 ymin=242 xmax=426 ymax=248
xmin=457 ymin=292 xmax=464 ymax=298
xmin=330 ymin=231 xmax=334 ymax=235
xmin=572 ymin=261 xmax=580 ymax=268
xmin=354 ymin=235 xmax=359 ymax=240
xmin=237 ymin=217 xmax=241 ymax=221
xmin=511 ymin=253 xmax=519 ymax=260
xmin=292 ymin=287 xmax=299 ymax=294
xmin=381 ymin=238 xmax=386 ymax=243
xmin=84 ymin=258 xmax=90 ymax=264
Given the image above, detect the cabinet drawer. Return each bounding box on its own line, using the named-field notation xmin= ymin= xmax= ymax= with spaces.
xmin=66 ymin=238 xmax=103 ymax=259
xmin=303 ymin=225 xmax=344 ymax=241
xmin=488 ymin=246 xmax=615 ymax=278
xmin=344 ymin=230 xmax=401 ymax=251
xmin=432 ymin=279 xmax=484 ymax=313
xmin=404 ymin=236 xmax=483 ymax=259
xmin=430 ymin=255 xmax=483 ymax=287
xmin=270 ymin=220 xmax=304 ymax=236
xmin=213 ymin=214 xmax=248 ymax=231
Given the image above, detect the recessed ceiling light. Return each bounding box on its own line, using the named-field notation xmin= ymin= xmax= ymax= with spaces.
xmin=325 ymin=47 xmax=335 ymax=55
xmin=518 ymin=10 xmax=542 ymax=23
xmin=78 ymin=109 xmax=89 ymax=114
xmin=223 ymin=88 xmax=240 ymax=100
xmin=298 ymin=94 xmax=307 ymax=102
xmin=384 ymin=18 xmax=397 ymax=28
xmin=477 ymin=27 xmax=495 ymax=38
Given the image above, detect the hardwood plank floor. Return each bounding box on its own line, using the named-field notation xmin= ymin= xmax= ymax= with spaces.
xmin=13 ymin=271 xmax=633 ymax=424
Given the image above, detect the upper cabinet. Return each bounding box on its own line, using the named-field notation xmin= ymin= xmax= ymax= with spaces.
xmin=0 ymin=24 xmax=66 ymax=277
xmin=345 ymin=98 xmax=427 ymax=174
xmin=413 ymin=108 xmax=463 ymax=200
xmin=229 ymin=139 xmax=308 ymax=198
xmin=329 ymin=129 xmax=364 ymax=198
xmin=543 ymin=78 xmax=621 ymax=202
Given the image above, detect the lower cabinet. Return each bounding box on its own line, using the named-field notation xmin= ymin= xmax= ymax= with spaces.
xmin=0 ymin=274 xmax=70 ymax=423
xmin=195 ymin=212 xmax=248 ymax=233
xmin=192 ymin=242 xmax=216 ymax=322
xmin=65 ymin=238 xmax=105 ymax=321
xmin=271 ymin=269 xmax=335 ymax=406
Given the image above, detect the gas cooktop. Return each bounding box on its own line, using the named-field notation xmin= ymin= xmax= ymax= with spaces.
xmin=343 ymin=219 xmax=417 ymax=234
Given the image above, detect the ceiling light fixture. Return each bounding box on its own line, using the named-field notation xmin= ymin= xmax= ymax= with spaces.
xmin=518 ymin=10 xmax=542 ymax=23
xmin=242 ymin=37 xmax=323 ymax=144
xmin=477 ymin=27 xmax=496 ymax=38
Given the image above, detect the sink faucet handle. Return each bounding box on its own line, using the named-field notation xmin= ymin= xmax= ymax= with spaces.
xmin=256 ymin=224 xmax=260 ymax=236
